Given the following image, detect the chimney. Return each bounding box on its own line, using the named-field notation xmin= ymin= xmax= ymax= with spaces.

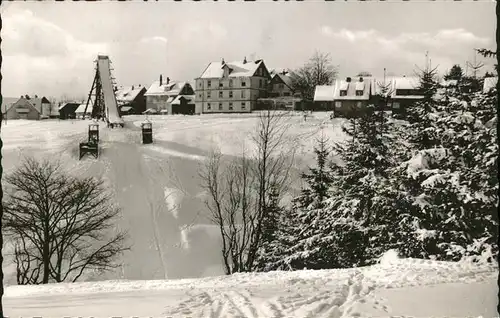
xmin=167 ymin=77 xmax=170 ymax=85
xmin=222 ymin=57 xmax=225 ymax=64
xmin=243 ymin=57 xmax=247 ymax=64
xmin=160 ymin=74 xmax=163 ymax=86
xmin=132 ymin=85 xmax=135 ymax=90
xmin=346 ymin=77 xmax=352 ymax=83
xmin=35 ymin=94 xmax=38 ymax=98
xmin=359 ymin=77 xmax=363 ymax=82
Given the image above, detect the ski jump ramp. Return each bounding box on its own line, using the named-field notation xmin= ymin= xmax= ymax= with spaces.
xmin=98 ymin=55 xmax=124 ymax=126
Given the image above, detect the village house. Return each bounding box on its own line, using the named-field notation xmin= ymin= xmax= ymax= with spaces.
xmin=385 ymin=76 xmax=424 ymax=114
xmin=3 ymin=95 xmax=52 ymax=120
xmin=264 ymin=70 xmax=303 ymax=110
xmin=144 ymin=76 xmax=196 ymax=115
xmin=75 ymin=102 xmax=93 ymax=119
xmin=314 ymin=76 xmax=373 ymax=117
xmin=58 ymin=102 xmax=80 ymax=119
xmin=194 ymin=57 xmax=271 ymax=113
xmin=115 ymin=85 xmax=147 ymax=115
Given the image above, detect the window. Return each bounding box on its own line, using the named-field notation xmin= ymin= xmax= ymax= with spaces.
xmin=219 ymin=103 xmax=223 ymax=110
xmin=340 ymin=90 xmax=347 ymax=96
xmin=279 ymin=84 xmax=284 ymax=89
xmin=242 ymin=81 xmax=247 ymax=87
xmin=229 ymin=80 xmax=233 ymax=87
xmin=219 ymin=81 xmax=223 ymax=88
xmin=199 ymin=93 xmax=202 ymax=98
xmin=259 ymin=79 xmax=263 ymax=88
xmin=355 ymin=90 xmax=363 ymax=96
xmin=229 ymin=103 xmax=233 ymax=110
xmin=207 ymin=91 xmax=211 ymax=99
xmin=207 ymin=80 xmax=211 ymax=88
xmin=241 ymin=90 xmax=245 ymax=98
xmin=335 ymin=101 xmax=342 ymax=108
xmin=219 ymin=91 xmax=223 ymax=98
xmin=283 ymin=92 xmax=291 ymax=97
xmin=229 ymin=91 xmax=233 ymax=98
xmin=207 ymin=103 xmax=211 ymax=110
xmin=241 ymin=102 xmax=246 ymax=109
xmin=199 ymin=82 xmax=202 ymax=88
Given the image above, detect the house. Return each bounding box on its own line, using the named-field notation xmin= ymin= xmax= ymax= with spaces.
xmin=483 ymin=76 xmax=497 ymax=93
xmin=58 ymin=102 xmax=80 ymax=119
xmin=313 ymin=85 xmax=335 ymax=111
xmin=144 ymin=76 xmax=195 ymax=115
xmin=264 ymin=70 xmax=303 ymax=110
xmin=1 ymin=97 xmax=20 ymax=118
xmin=194 ymin=57 xmax=272 ymax=113
xmin=385 ymin=76 xmax=424 ymax=114
xmin=4 ymin=96 xmax=42 ymax=120
xmin=314 ymin=77 xmax=373 ymax=117
xmin=75 ymin=103 xmax=93 ymax=119
xmin=115 ymin=85 xmax=147 ymax=115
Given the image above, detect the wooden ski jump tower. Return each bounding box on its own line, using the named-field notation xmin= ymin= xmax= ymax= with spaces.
xmin=83 ymin=55 xmax=124 ymax=127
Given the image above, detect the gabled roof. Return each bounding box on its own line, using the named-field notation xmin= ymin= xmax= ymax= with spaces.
xmin=58 ymin=102 xmax=80 ymax=111
xmin=333 ymin=77 xmax=372 ymax=100
xmin=115 ymin=86 xmax=146 ymax=103
xmin=370 ymin=76 xmax=424 ymax=99
xmin=272 ymin=72 xmax=293 ymax=89
xmin=171 ymin=94 xmax=196 ymax=105
xmin=198 ymin=60 xmax=268 ymax=79
xmin=75 ymin=103 xmax=93 ymax=114
xmin=483 ymin=77 xmax=497 ymax=93
xmin=1 ymin=97 xmax=21 ymax=113
xmin=314 ymin=86 xmax=335 ymax=102
xmin=145 ymin=81 xmax=191 ymax=97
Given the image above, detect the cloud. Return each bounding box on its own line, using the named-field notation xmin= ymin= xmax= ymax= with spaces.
xmin=140 ymin=36 xmax=168 ymax=44
xmin=2 ymin=8 xmax=110 ymax=98
xmin=319 ymin=27 xmax=493 ymax=76
xmin=3 ymin=9 xmax=108 ymax=58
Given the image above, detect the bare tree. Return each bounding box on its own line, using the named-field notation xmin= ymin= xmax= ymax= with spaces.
xmin=289 ymin=51 xmax=338 ymax=103
xmin=3 ymin=157 xmax=129 ymax=284
xmin=200 ymin=110 xmax=295 ymax=274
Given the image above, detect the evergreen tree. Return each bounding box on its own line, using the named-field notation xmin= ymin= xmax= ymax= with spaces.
xmin=444 ymin=64 xmax=464 ymax=81
xmin=392 ymin=76 xmax=498 ymax=261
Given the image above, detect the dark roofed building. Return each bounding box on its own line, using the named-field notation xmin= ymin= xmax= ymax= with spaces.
xmin=58 ymin=102 xmax=80 ymax=119
xmin=115 ymin=85 xmax=147 ymax=115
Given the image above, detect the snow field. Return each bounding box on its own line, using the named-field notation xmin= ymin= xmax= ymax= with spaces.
xmin=3 ymin=253 xmax=497 ymax=317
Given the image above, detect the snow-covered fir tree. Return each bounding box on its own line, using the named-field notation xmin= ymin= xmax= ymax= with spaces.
xmin=391 ymin=75 xmax=498 ymax=261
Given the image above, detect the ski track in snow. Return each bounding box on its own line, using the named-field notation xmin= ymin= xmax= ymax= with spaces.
xmin=162 ymin=269 xmax=403 ymax=318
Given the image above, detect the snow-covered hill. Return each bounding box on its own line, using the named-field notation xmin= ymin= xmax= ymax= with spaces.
xmin=4 ymin=252 xmax=498 ymax=317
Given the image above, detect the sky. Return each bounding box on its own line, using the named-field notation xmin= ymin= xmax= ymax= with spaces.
xmin=1 ymin=1 xmax=496 ymax=100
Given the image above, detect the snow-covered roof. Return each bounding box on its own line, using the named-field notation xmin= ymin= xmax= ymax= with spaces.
xmin=271 ymin=72 xmax=293 ymax=89
xmin=333 ymin=78 xmax=372 ymax=100
xmin=392 ymin=76 xmax=420 ymax=90
xmin=171 ymin=95 xmax=196 ymax=105
xmin=58 ymin=102 xmax=80 ymax=111
xmin=145 ymin=81 xmax=190 ymax=97
xmin=2 ymin=97 xmax=20 ymax=113
xmin=483 ymin=77 xmax=497 ymax=93
xmin=314 ymin=86 xmax=335 ymax=102
xmin=115 ymin=86 xmax=146 ymax=103
xmin=198 ymin=60 xmax=266 ymax=79
xmin=75 ymin=103 xmax=93 ymax=114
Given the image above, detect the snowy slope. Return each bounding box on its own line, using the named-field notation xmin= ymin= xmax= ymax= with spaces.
xmin=4 ymin=253 xmax=498 ymax=318
xmin=0 ymin=114 xmax=345 ymax=283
